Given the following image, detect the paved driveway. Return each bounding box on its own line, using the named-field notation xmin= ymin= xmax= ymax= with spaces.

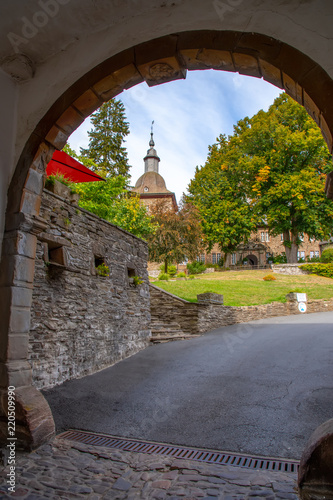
xmin=43 ymin=312 xmax=333 ymax=459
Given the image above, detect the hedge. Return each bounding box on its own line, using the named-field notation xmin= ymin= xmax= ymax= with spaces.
xmin=300 ymin=263 xmax=333 ymax=279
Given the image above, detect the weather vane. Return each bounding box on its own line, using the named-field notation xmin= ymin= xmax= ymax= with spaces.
xmin=149 ymin=120 xmax=155 ymax=146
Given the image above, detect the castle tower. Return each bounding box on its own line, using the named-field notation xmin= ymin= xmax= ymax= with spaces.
xmin=132 ymin=123 xmax=178 ymax=212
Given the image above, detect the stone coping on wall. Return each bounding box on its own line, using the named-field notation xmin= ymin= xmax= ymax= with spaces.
xmin=150 ymin=283 xmax=192 ymax=304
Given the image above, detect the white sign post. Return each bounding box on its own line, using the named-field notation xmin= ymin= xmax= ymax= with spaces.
xmin=296 ymin=293 xmax=307 ymax=313
xmin=298 ymin=302 xmax=307 ymax=313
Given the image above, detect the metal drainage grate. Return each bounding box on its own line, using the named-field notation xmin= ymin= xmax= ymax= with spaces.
xmin=59 ymin=430 xmax=299 ymax=474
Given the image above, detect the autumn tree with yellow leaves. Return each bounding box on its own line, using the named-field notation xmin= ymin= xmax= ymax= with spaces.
xmin=189 ymin=93 xmax=333 ymax=263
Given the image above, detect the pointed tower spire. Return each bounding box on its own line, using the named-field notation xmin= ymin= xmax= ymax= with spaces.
xmin=144 ymin=121 xmax=160 ymax=173
xmin=149 ymin=120 xmax=155 ymax=147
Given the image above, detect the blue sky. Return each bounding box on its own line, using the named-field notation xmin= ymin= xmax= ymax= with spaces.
xmin=69 ymin=69 xmax=281 ymax=203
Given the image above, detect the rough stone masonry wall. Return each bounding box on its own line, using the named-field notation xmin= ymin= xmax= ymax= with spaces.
xmin=150 ymin=285 xmax=333 ymax=336
xmin=29 ymin=189 xmax=151 ymax=390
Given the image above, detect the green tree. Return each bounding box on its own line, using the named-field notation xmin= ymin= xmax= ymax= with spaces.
xmin=188 ymin=135 xmax=258 ymax=265
xmin=189 ymin=93 xmax=333 ymax=263
xmin=80 ymin=99 xmax=130 ymax=177
xmin=63 ymin=144 xmax=155 ymax=240
xmin=147 ymin=199 xmax=204 ymax=273
xmin=233 ymin=93 xmax=333 ymax=262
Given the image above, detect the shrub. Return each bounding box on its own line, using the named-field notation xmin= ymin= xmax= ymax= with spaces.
xmin=210 ymin=263 xmax=222 ymax=270
xmin=187 ymin=261 xmax=206 ymax=274
xmin=188 ymin=274 xmax=195 ymax=280
xmin=158 ymin=273 xmax=169 ymax=281
xmin=301 ymin=263 xmax=333 ymax=279
xmin=159 ymin=264 xmax=177 ymax=276
xmin=306 ymin=255 xmax=321 ymax=263
xmin=263 ymin=274 xmax=276 ymax=281
xmin=132 ymin=275 xmax=144 ymax=286
xmin=45 ymin=173 xmax=72 ymax=189
xmin=321 ymin=247 xmax=333 ymax=263
xmin=96 ymin=263 xmax=109 ymax=277
xmin=177 ymin=272 xmax=186 ymax=278
xmin=273 ymin=253 xmax=287 ymax=264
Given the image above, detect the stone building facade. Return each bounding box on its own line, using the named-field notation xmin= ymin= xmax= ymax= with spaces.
xmin=200 ymin=228 xmax=321 ymax=268
xmin=29 ymin=183 xmax=151 ymax=390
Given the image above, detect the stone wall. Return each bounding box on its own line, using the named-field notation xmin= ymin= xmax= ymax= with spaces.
xmin=29 ymin=188 xmax=151 ymax=389
xmin=150 ymin=284 xmax=333 ymax=336
xmin=271 ymin=264 xmax=308 ymax=275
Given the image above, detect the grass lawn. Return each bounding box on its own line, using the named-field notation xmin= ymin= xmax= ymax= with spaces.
xmin=151 ymin=270 xmax=333 ymax=306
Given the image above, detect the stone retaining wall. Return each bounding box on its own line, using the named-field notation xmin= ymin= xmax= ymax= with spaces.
xmin=150 ymin=284 xmax=333 ymax=336
xmin=271 ymin=264 xmax=308 ymax=275
xmin=29 ymin=189 xmax=151 ymax=389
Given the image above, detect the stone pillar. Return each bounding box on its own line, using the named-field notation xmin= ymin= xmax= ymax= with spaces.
xmin=298 ymin=419 xmax=333 ymax=499
xmin=0 ymin=146 xmax=55 ymax=450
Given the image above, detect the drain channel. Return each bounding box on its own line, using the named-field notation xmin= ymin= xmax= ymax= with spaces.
xmin=59 ymin=429 xmax=299 ymax=473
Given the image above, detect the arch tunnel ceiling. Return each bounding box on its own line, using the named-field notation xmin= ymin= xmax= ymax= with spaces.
xmin=2 ymin=1 xmax=333 ymax=202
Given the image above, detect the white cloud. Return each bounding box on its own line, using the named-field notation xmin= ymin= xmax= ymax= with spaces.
xmin=69 ymin=69 xmax=281 ymax=203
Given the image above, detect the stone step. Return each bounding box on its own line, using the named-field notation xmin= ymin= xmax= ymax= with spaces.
xmin=150 ymin=321 xmax=181 ymax=330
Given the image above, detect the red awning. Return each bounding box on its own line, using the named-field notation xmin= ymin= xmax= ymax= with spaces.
xmin=46 ymin=150 xmax=105 ymax=183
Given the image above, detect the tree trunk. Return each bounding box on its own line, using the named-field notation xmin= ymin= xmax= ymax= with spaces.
xmin=164 ymin=259 xmax=168 ymax=274
xmin=283 ymin=231 xmax=298 ymax=263
xmin=224 ymin=252 xmax=229 ymax=268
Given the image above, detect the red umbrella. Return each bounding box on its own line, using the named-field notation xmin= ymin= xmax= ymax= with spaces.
xmin=46 ymin=150 xmax=105 ymax=183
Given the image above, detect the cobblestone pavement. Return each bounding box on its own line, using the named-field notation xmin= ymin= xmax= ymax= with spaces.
xmin=0 ymin=437 xmax=299 ymax=499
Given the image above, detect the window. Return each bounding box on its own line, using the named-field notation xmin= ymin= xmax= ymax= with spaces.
xmin=48 ymin=245 xmax=65 ymax=265
xmin=297 ymin=251 xmax=305 ymax=261
xmin=212 ymin=253 xmax=216 ymax=264
xmin=265 ymin=232 xmax=269 ymax=242
xmin=261 ymin=232 xmax=265 ymax=242
xmin=127 ymin=268 xmax=136 ymax=278
xmin=310 ymin=251 xmax=314 ymax=259
xmin=200 ymin=254 xmax=205 ymax=263
xmin=299 ymin=234 xmax=304 ymax=242
xmin=40 ymin=233 xmax=70 ymax=269
xmin=315 ymin=251 xmax=319 ymax=257
xmin=217 ymin=253 xmax=221 ymax=262
xmin=95 ymin=256 xmax=105 ymax=268
xmin=144 ymin=186 xmax=149 ymax=192
xmin=231 ymin=253 xmax=236 ymax=265
xmin=280 ymin=234 xmax=284 ymax=241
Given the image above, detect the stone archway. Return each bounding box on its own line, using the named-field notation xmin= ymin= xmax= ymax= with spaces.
xmin=1 ymin=29 xmax=333 ymax=497
xmin=245 ymin=254 xmax=258 ymax=267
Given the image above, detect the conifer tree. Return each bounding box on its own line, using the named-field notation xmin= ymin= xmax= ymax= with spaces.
xmin=80 ymin=99 xmax=130 ymax=177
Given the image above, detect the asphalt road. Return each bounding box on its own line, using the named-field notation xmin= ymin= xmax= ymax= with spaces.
xmin=43 ymin=311 xmax=333 ymax=460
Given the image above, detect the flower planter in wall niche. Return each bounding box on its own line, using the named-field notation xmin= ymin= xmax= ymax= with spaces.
xmin=197 ymin=292 xmax=224 ymax=305
xmin=45 ymin=179 xmax=71 ymax=198
xmin=129 ymin=276 xmax=144 ymax=287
